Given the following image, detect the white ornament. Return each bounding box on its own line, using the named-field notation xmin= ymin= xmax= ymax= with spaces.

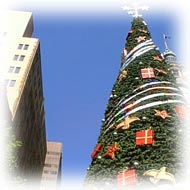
xmin=113 ymin=131 xmax=117 ymax=135
xmin=98 ymin=156 xmax=102 ymax=159
xmin=134 ymin=161 xmax=139 ymax=166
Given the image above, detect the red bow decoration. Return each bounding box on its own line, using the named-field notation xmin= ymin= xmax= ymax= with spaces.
xmin=105 ymin=142 xmax=120 ymax=159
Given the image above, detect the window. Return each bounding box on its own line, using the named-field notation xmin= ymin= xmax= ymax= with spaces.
xmin=44 ymin=164 xmax=58 ymax=168
xmin=4 ymin=79 xmax=9 ymax=86
xmin=9 ymin=80 xmax=16 ymax=87
xmin=50 ymin=171 xmax=57 ymax=175
xmin=18 ymin=44 xmax=23 ymax=49
xmin=44 ymin=164 xmax=51 ymax=167
xmin=172 ymin=69 xmax=180 ymax=77
xmin=13 ymin=55 xmax=19 ymax=61
xmin=15 ymin=67 xmax=21 ymax=73
xmin=19 ymin=55 xmax=25 ymax=61
xmin=8 ymin=66 xmax=14 ymax=73
xmin=24 ymin=44 xmax=29 ymax=50
xmin=47 ymin=151 xmax=60 ymax=155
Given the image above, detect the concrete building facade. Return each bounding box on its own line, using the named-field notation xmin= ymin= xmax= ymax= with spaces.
xmin=1 ymin=10 xmax=47 ymax=183
xmin=41 ymin=141 xmax=62 ymax=190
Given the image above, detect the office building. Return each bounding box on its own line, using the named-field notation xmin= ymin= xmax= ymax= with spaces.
xmin=1 ymin=10 xmax=47 ymax=183
xmin=41 ymin=141 xmax=62 ymax=190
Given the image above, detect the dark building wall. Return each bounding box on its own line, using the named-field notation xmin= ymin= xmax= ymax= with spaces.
xmin=13 ymin=43 xmax=47 ymax=182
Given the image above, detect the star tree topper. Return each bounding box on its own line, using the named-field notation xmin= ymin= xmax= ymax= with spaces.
xmin=122 ymin=2 xmax=149 ymax=18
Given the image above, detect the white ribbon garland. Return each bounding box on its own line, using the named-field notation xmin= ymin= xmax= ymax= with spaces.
xmin=116 ymin=92 xmax=183 ymax=117
xmin=133 ymin=81 xmax=171 ymax=92
xmin=105 ymin=84 xmax=179 ymax=126
xmin=124 ymin=39 xmax=153 ymax=60
xmin=116 ymin=81 xmax=172 ymax=106
xmin=104 ymin=99 xmax=184 ymax=134
xmin=105 ymin=92 xmax=182 ymax=127
xmin=117 ymin=99 xmax=184 ymax=122
xmin=120 ymin=86 xmax=180 ymax=107
xmin=122 ymin=44 xmax=156 ymax=69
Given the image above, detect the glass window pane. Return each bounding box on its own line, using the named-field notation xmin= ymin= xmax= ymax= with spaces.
xmin=13 ymin=55 xmax=19 ymax=61
xmin=24 ymin=44 xmax=29 ymax=50
xmin=50 ymin=171 xmax=57 ymax=175
xmin=15 ymin=67 xmax=21 ymax=73
xmin=8 ymin=66 xmax=14 ymax=73
xmin=9 ymin=80 xmax=16 ymax=87
xmin=18 ymin=44 xmax=23 ymax=49
xmin=4 ymin=79 xmax=9 ymax=86
xmin=19 ymin=55 xmax=25 ymax=61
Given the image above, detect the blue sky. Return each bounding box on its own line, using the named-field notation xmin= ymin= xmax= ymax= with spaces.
xmin=33 ymin=14 xmax=178 ymax=190
xmin=11 ymin=1 xmax=186 ymax=189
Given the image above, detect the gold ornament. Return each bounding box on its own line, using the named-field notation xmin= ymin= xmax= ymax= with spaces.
xmin=118 ymin=70 xmax=127 ymax=82
xmin=155 ymin=68 xmax=168 ymax=74
xmin=135 ymin=36 xmax=146 ymax=43
xmin=138 ymin=29 xmax=148 ymax=33
xmin=154 ymin=109 xmax=171 ymax=119
xmin=116 ymin=116 xmax=140 ymax=130
xmin=153 ymin=56 xmax=163 ymax=62
xmin=143 ymin=167 xmax=176 ymax=184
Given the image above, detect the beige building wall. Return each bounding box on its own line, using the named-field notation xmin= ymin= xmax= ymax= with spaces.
xmin=6 ymin=37 xmax=39 ymax=117
xmin=1 ymin=10 xmax=47 ymax=184
xmin=41 ymin=141 xmax=62 ymax=190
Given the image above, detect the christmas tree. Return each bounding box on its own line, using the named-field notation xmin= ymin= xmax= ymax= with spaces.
xmin=85 ymin=9 xmax=185 ymax=190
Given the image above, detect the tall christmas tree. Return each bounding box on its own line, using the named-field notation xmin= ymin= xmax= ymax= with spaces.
xmin=85 ymin=7 xmax=185 ymax=190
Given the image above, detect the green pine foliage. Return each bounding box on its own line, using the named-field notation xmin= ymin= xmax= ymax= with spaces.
xmin=85 ymin=17 xmax=184 ymax=188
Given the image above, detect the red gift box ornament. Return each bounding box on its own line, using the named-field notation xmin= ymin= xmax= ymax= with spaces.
xmin=105 ymin=142 xmax=120 ymax=159
xmin=91 ymin=143 xmax=102 ymax=158
xmin=141 ymin=68 xmax=155 ymax=79
xmin=117 ymin=168 xmax=137 ymax=186
xmin=136 ymin=129 xmax=154 ymax=145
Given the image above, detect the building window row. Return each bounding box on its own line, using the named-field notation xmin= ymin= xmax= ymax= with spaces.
xmin=8 ymin=66 xmax=21 ymax=73
xmin=13 ymin=54 xmax=25 ymax=61
xmin=42 ymin=176 xmax=55 ymax=181
xmin=47 ymin=151 xmax=60 ymax=156
xmin=43 ymin=170 xmax=57 ymax=175
xmin=17 ymin=44 xmax=29 ymax=50
xmin=44 ymin=163 xmax=58 ymax=168
xmin=4 ymin=79 xmax=16 ymax=87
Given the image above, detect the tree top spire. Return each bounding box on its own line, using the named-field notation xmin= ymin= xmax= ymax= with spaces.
xmin=122 ymin=2 xmax=149 ymax=18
